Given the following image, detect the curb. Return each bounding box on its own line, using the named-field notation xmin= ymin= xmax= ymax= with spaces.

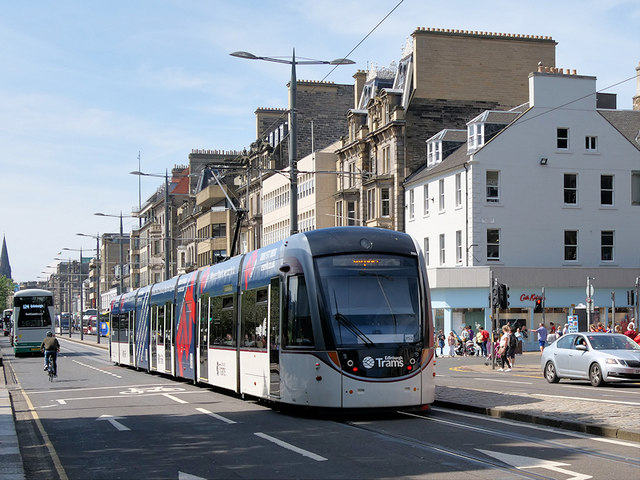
xmin=433 ymin=399 xmax=640 ymax=443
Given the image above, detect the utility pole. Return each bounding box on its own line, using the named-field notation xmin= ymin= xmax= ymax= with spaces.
xmin=611 ymin=291 xmax=615 ymax=329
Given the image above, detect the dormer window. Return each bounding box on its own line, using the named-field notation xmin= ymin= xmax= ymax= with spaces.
xmin=467 ymin=123 xmax=483 ymax=152
xmin=427 ymin=141 xmax=442 ymax=167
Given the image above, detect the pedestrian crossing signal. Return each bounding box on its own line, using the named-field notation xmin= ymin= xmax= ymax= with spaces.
xmin=534 ymin=298 xmax=543 ymax=313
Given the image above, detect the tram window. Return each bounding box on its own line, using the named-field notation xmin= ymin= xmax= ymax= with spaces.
xmin=157 ymin=306 xmax=165 ymax=346
xmin=165 ymin=303 xmax=174 ymax=345
xmin=284 ymin=275 xmax=314 ymax=347
xmin=269 ymin=278 xmax=280 ymax=350
xmin=241 ymin=288 xmax=268 ymax=349
xmin=211 ymin=295 xmax=235 ymax=346
xmin=122 ymin=313 xmax=129 ymax=342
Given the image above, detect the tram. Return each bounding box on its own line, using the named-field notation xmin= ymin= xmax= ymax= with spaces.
xmin=110 ymin=227 xmax=435 ymax=409
xmin=12 ymin=289 xmax=54 ymax=355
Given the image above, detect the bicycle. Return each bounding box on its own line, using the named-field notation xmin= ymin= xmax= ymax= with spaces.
xmin=46 ymin=361 xmax=55 ymax=382
xmin=44 ymin=352 xmax=57 ymax=382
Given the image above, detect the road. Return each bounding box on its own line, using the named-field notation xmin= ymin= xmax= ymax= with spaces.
xmin=4 ymin=337 xmax=640 ymax=479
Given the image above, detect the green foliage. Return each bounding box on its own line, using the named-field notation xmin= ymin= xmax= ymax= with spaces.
xmin=0 ymin=275 xmax=15 ymax=310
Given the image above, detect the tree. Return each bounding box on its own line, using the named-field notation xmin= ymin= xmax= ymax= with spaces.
xmin=0 ymin=275 xmax=15 ymax=311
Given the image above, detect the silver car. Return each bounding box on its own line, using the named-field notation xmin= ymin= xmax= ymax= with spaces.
xmin=541 ymin=332 xmax=640 ymax=386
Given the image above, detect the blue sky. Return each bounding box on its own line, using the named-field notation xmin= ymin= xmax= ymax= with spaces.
xmin=1 ymin=0 xmax=639 ymax=282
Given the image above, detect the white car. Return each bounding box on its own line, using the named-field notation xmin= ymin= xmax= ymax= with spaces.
xmin=541 ymin=332 xmax=640 ymax=386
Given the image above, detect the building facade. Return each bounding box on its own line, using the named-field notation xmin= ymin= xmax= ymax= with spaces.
xmin=404 ymin=67 xmax=640 ymax=348
xmin=238 ymin=81 xmax=354 ymax=251
xmin=335 ymin=28 xmax=556 ymax=234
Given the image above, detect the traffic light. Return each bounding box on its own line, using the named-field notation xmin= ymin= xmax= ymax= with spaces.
xmin=628 ymin=290 xmax=635 ymax=306
xmin=534 ymin=298 xmax=543 ymax=313
xmin=498 ymin=283 xmax=510 ymax=309
xmin=491 ymin=284 xmax=500 ymax=308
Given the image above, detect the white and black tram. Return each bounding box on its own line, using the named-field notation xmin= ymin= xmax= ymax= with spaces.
xmin=109 ymin=227 xmax=435 ymax=409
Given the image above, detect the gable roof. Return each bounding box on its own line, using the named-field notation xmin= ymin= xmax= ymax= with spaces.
xmin=598 ymin=110 xmax=640 ymax=151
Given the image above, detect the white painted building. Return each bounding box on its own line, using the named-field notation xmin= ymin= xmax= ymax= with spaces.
xmin=405 ymin=67 xmax=640 ymax=349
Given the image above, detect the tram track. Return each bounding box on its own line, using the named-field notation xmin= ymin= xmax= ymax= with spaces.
xmin=399 ymin=409 xmax=640 ymax=468
xmin=340 ymin=418 xmax=554 ymax=480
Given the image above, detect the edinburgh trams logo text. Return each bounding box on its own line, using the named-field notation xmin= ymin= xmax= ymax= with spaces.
xmin=362 ymin=356 xmax=404 ymax=369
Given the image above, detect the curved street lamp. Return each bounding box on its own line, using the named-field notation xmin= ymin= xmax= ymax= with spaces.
xmin=230 ymin=49 xmax=354 ymax=235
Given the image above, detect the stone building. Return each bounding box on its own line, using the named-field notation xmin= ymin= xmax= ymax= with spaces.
xmin=238 ymin=81 xmax=354 ymax=251
xmin=335 ymin=28 xmax=557 ymax=233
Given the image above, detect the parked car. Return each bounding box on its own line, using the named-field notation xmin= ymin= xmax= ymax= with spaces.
xmin=541 ymin=332 xmax=640 ymax=386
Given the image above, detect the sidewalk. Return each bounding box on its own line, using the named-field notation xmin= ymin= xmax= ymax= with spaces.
xmin=1 ymin=349 xmax=25 ymax=480
xmin=434 ymin=353 xmax=640 ymax=442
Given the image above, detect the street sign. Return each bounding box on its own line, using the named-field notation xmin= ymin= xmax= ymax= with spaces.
xmin=586 ymin=284 xmax=594 ymax=297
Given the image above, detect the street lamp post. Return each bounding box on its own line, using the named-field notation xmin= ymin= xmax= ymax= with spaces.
xmin=63 ymin=247 xmax=87 ymax=340
xmin=94 ymin=212 xmax=126 ymax=294
xmin=230 ymin=50 xmax=354 ymax=235
xmin=54 ymin=256 xmax=78 ymax=338
xmin=77 ymin=232 xmax=101 ymax=344
xmin=129 ymin=170 xmax=171 ymax=281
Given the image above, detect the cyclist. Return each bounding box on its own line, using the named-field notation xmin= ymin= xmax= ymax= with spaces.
xmin=40 ymin=331 xmax=60 ymax=376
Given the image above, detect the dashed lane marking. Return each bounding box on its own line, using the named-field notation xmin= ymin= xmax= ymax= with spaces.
xmin=73 ymin=359 xmax=122 ymax=378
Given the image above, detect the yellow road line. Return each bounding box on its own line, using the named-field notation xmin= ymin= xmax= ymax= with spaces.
xmin=19 ymin=387 xmax=69 ymax=480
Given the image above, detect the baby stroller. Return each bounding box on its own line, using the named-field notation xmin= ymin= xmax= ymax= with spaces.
xmin=455 ymin=339 xmax=476 ymax=356
xmin=484 ymin=341 xmax=501 ymax=365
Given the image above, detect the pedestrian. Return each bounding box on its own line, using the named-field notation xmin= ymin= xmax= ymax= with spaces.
xmin=480 ymin=327 xmax=490 ymax=358
xmin=514 ymin=327 xmax=524 ymax=354
xmin=506 ymin=326 xmax=517 ymax=367
xmin=447 ymin=331 xmax=456 ymax=357
xmin=534 ymin=322 xmax=548 ymax=352
xmin=497 ymin=325 xmax=512 ymax=372
xmin=437 ymin=330 xmax=445 ymax=356
xmin=624 ymin=322 xmax=636 ymax=340
xmin=460 ymin=326 xmax=470 ymax=343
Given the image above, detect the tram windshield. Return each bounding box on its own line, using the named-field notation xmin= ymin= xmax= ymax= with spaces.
xmin=315 ymin=254 xmax=422 ymax=347
xmin=14 ymin=295 xmax=53 ymax=328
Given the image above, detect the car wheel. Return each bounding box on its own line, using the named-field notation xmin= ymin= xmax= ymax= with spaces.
xmin=589 ymin=363 xmax=606 ymax=387
xmin=545 ymin=361 xmax=560 ymax=383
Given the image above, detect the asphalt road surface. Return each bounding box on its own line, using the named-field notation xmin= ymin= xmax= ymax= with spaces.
xmin=5 ymin=338 xmax=640 ymax=480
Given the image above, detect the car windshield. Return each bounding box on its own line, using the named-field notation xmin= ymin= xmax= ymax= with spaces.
xmin=315 ymin=254 xmax=422 ymax=347
xmin=587 ymin=334 xmax=640 ymax=350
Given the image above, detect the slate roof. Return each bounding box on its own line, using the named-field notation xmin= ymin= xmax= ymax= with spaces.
xmin=598 ymin=110 xmax=640 ymax=151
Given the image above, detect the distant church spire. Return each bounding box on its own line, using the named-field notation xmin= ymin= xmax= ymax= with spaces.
xmin=0 ymin=236 xmax=12 ymax=279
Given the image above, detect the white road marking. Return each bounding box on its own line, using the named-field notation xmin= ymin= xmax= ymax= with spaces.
xmin=254 ymin=432 xmax=327 ymax=461
xmin=72 ymin=359 xmax=122 ymax=378
xmin=196 ymin=408 xmax=236 ymax=424
xmin=478 ymin=378 xmax=533 ymax=385
xmin=163 ymin=393 xmax=188 ymax=404
xmin=178 ymin=472 xmax=207 ymax=480
xmin=477 ymin=449 xmax=592 ymax=480
xmin=97 ymin=414 xmax=131 ymax=431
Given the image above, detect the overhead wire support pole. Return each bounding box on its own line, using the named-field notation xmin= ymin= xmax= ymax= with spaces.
xmin=164 ymin=170 xmax=170 ymax=281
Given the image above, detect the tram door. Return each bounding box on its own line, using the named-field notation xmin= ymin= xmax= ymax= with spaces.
xmin=197 ymin=295 xmax=210 ymax=382
xmin=129 ymin=311 xmax=135 ymax=366
xmin=165 ymin=303 xmax=173 ymax=373
xmin=150 ymin=306 xmax=157 ymax=370
xmin=156 ymin=306 xmax=166 ymax=371
xmin=269 ymin=278 xmax=280 ymax=397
